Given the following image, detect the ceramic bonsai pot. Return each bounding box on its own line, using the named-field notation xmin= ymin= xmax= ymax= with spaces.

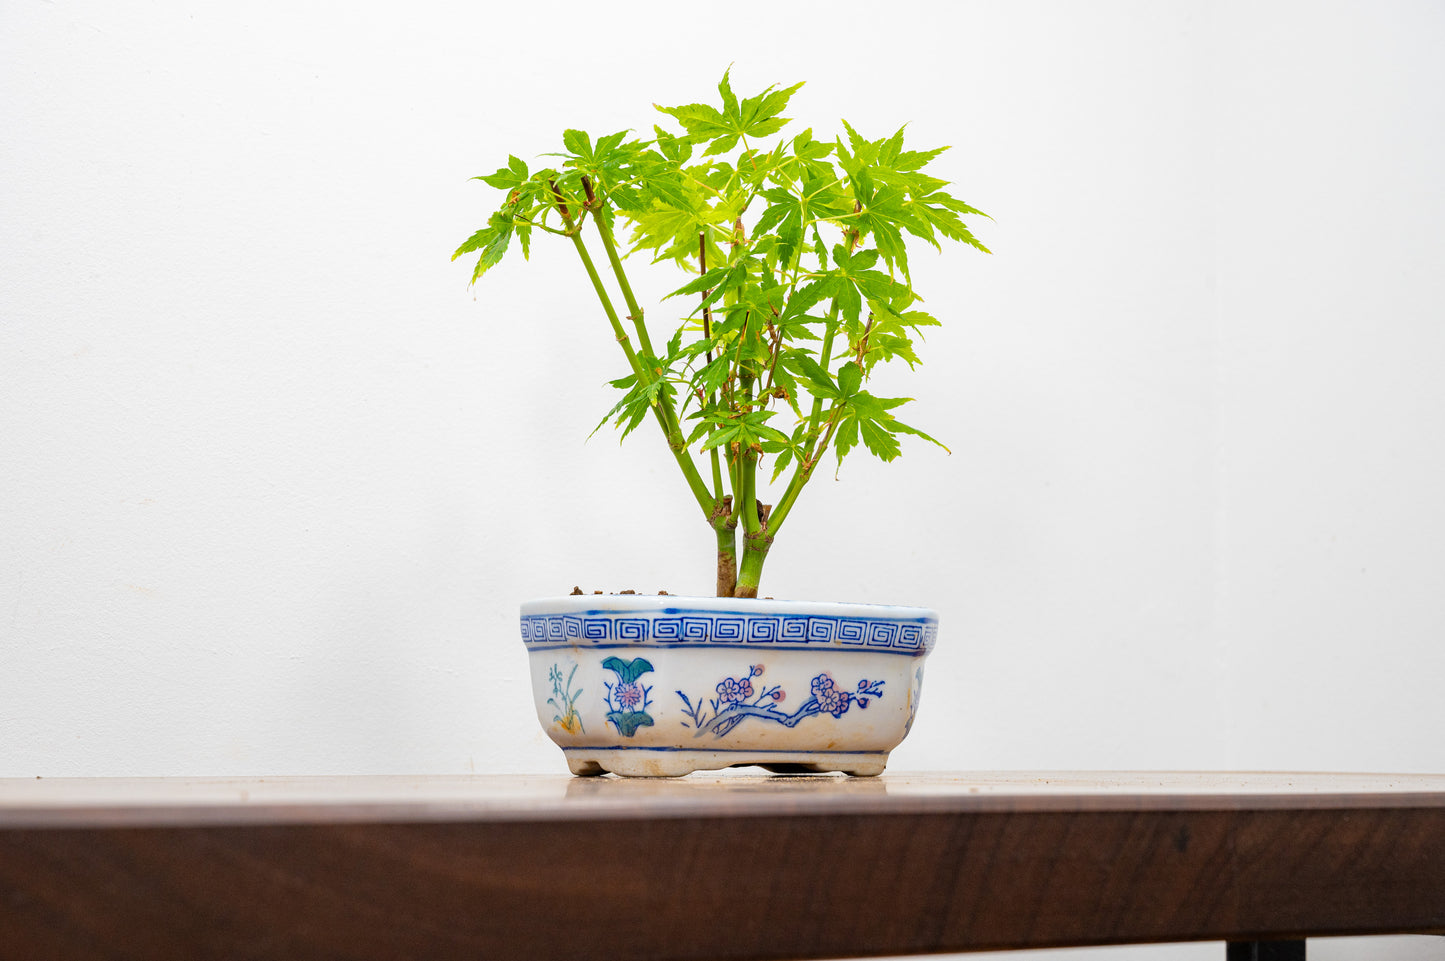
xmin=522 ymin=594 xmax=937 ymax=777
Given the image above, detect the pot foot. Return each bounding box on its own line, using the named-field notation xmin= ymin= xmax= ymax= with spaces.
xmin=760 ymin=758 xmax=887 ymax=777
xmin=563 ymin=749 xmax=889 ymax=778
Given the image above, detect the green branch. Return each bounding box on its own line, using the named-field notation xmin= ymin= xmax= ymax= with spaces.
xmin=765 ymin=298 xmax=842 ymax=539
xmin=588 ymin=178 xmax=655 ymax=358
xmin=553 ymin=187 xmax=715 ymax=520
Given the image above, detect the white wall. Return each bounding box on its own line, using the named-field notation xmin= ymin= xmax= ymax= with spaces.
xmin=1211 ymin=0 xmax=1445 ymax=773
xmin=3 ymin=2 xmax=1443 ymax=952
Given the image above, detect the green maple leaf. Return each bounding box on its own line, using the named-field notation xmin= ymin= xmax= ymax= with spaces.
xmin=657 ymin=69 xmax=805 ymax=155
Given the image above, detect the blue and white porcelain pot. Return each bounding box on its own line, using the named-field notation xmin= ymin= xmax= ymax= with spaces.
xmin=521 ymin=594 xmax=937 ymax=777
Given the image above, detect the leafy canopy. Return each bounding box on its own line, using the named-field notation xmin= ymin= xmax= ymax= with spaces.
xmin=456 ymin=70 xmax=990 ymax=595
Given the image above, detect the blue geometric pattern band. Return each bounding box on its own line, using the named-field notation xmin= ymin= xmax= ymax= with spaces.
xmin=520 ymin=609 xmax=937 ymax=656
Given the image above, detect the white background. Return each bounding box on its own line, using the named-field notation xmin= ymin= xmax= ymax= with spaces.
xmin=3 ymin=2 xmax=1443 ymax=958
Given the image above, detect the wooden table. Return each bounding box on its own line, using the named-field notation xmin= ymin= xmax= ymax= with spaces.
xmin=1 ymin=772 xmax=1442 ymax=960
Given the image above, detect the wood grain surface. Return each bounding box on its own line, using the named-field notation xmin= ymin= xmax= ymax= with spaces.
xmin=0 ymin=773 xmax=1442 ymax=960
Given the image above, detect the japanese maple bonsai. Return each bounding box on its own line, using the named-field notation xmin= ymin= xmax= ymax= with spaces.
xmin=456 ymin=71 xmax=988 ymax=599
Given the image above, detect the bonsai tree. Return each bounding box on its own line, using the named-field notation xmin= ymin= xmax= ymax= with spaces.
xmin=456 ymin=71 xmax=989 ymax=598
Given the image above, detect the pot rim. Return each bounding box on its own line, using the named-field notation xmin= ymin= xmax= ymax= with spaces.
xmin=521 ymin=594 xmax=938 ymax=622
xmin=520 ymin=594 xmax=938 ymax=657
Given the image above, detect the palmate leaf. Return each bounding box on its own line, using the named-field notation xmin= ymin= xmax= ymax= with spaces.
xmin=784 ymin=351 xmax=838 ymax=398
xmin=452 ymin=227 xmax=493 ymax=259
xmin=688 ymin=354 xmax=730 ymax=399
xmin=717 ymin=69 xmax=741 ymax=127
xmin=684 ymin=416 xmax=711 ymax=448
xmin=914 ymin=198 xmax=993 ymax=253
xmin=474 ymin=156 xmax=528 ymax=191
xmin=779 ymin=278 xmax=835 ymax=325
xmin=738 ymin=409 xmax=791 ymax=445
xmin=833 ymin=390 xmax=950 ymax=466
xmin=562 ymin=128 xmax=592 ymax=160
xmin=868 ymin=332 xmax=921 ymax=370
xmin=643 ymin=169 xmax=693 ymax=211
xmin=452 ymin=211 xmax=513 ymax=284
xmin=655 ymin=102 xmax=729 ymax=138
xmin=664 ymin=260 xmax=750 ymax=312
xmin=590 ymin=372 xmax=674 ymax=442
xmin=590 ymin=374 xmax=641 ymax=439
xmin=657 ymin=70 xmax=804 ymax=155
xmin=558 ymin=128 xmax=640 ymax=193
xmin=739 ymin=276 xmax=788 ymax=321
xmin=746 ymin=82 xmax=805 ymax=133
xmin=627 ymin=203 xmax=700 ymax=260
xmin=752 ymin=188 xmax=800 ymax=242
xmin=768 ymin=364 xmax=804 ymax=418
xmin=839 ymin=119 xmax=873 ymax=169
xmin=595 ymin=129 xmax=628 ymax=157
xmin=665 ymin=264 xmax=733 ymax=300
xmin=770 ymin=444 xmax=795 ymax=483
xmin=871 ymin=220 xmax=910 ymax=279
xmin=867 ymin=298 xmax=934 ymax=337
xmin=833 ymin=414 xmax=860 ymax=463
xmin=858 ymin=416 xmax=902 ymax=460
xmin=890 ymin=416 xmax=950 ymax=454
xmin=653 ymin=125 xmax=693 ymax=164
xmin=700 ymin=424 xmax=741 ymax=452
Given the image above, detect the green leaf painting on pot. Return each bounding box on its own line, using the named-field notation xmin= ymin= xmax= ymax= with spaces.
xmin=602 ymin=656 xmax=654 ymax=737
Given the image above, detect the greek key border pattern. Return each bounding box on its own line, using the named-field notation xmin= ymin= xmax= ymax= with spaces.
xmin=520 ymin=612 xmax=936 ymax=656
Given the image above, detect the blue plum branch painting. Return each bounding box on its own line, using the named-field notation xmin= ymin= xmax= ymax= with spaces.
xmin=678 ymin=665 xmax=884 ymax=739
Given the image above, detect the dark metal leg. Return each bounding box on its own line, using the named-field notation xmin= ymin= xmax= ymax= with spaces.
xmin=1227 ymin=941 xmax=1306 ymax=961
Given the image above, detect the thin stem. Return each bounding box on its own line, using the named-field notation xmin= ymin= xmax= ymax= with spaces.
xmin=802 ymin=299 xmax=842 ymax=458
xmin=733 ymin=445 xmax=772 ymax=598
xmin=700 ymin=232 xmax=724 ymax=501
xmin=767 ymin=297 xmax=843 ymax=539
xmin=728 ymin=448 xmax=743 ymax=515
xmin=760 ymin=319 xmax=782 ymax=398
xmin=700 ymin=233 xmax=715 ymax=359
xmin=509 ymin=218 xmax=571 ymax=236
xmin=709 ymin=432 xmax=725 ymax=498
xmin=735 ymin=505 xmax=770 ymax=599
xmin=552 ymin=184 xmax=715 ymax=519
xmin=854 ymin=311 xmax=875 ymax=367
xmin=566 ymin=220 xmax=645 ymax=381
xmin=589 ymin=185 xmax=655 ymax=358
xmin=767 ymin=404 xmax=840 ymax=538
xmin=738 ymin=448 xmax=759 ymax=538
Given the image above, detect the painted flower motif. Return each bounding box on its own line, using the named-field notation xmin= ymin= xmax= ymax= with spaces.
xmin=716 ymin=676 xmax=754 ymax=704
xmin=811 ymin=673 xmax=850 ymax=717
xmin=615 ymin=681 xmax=643 ymax=710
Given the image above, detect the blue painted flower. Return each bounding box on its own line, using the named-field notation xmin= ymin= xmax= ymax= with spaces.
xmin=716 ymin=675 xmax=754 ymax=704
xmin=811 ymin=673 xmax=849 ymax=717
